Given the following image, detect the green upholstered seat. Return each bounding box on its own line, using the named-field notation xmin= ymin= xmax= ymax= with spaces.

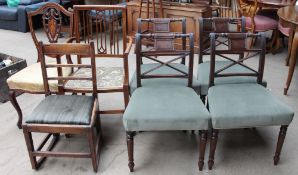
xmin=198 ymin=61 xmax=267 ymax=95
xmin=208 ymin=84 xmax=294 ymax=129
xmin=123 ymin=86 xmax=210 ymax=131
xmin=130 ymin=63 xmax=200 ymax=94
xmin=25 ymin=95 xmax=94 ymax=125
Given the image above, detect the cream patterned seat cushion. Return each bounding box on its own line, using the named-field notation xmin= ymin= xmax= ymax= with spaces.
xmin=7 ymin=62 xmax=72 ymax=92
xmin=65 ymin=67 xmax=124 ymax=90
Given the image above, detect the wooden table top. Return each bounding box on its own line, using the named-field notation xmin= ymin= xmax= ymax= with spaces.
xmin=278 ymin=6 xmax=298 ymax=26
xmin=247 ymin=0 xmax=294 ymax=7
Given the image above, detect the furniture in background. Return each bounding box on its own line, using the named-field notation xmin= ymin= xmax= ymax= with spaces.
xmin=126 ymin=0 xmax=212 ymax=51
xmin=123 ymin=33 xmax=210 ymax=172
xmin=211 ymin=0 xmax=238 ymax=18
xmin=278 ymin=6 xmax=298 ymax=95
xmin=0 ymin=0 xmax=71 ymax=32
xmin=0 ymin=53 xmax=27 ymax=102
xmin=73 ymin=5 xmax=133 ymax=114
xmin=7 ymin=2 xmax=74 ymax=129
xmin=207 ymin=32 xmax=294 ymax=170
xmin=22 ymin=42 xmax=102 ymax=172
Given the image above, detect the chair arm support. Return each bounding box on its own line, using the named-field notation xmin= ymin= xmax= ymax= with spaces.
xmin=66 ymin=37 xmax=77 ymax=43
xmin=125 ymin=36 xmax=133 ymax=56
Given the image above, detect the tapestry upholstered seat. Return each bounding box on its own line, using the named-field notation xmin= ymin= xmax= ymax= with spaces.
xmin=129 ymin=63 xmax=200 ymax=94
xmin=25 ymin=95 xmax=95 ymax=125
xmin=123 ymin=86 xmax=209 ymax=131
xmin=65 ymin=67 xmax=123 ymax=90
xmin=198 ymin=61 xmax=267 ymax=95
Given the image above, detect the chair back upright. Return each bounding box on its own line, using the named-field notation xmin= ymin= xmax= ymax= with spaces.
xmin=135 ymin=33 xmax=194 ymax=88
xmin=28 ymin=2 xmax=74 ymax=62
xmin=209 ymin=32 xmax=266 ymax=87
xmin=39 ymin=42 xmax=98 ymax=97
xmin=199 ymin=16 xmax=246 ymax=63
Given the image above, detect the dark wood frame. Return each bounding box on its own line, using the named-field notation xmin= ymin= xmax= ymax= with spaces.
xmin=73 ymin=5 xmax=133 ymax=114
xmin=126 ymin=32 xmax=208 ymax=171
xmin=22 ymin=42 xmax=102 ymax=172
xmin=207 ymin=32 xmax=289 ymax=170
xmin=9 ymin=2 xmax=75 ymax=129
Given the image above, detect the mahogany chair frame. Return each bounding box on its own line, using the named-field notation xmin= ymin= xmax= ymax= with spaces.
xmin=22 ymin=42 xmax=102 ymax=172
xmin=73 ymin=5 xmax=133 ymax=114
xmin=207 ymin=32 xmax=289 ymax=170
xmin=198 ymin=16 xmax=246 ymax=64
xmin=9 ymin=2 xmax=75 ymax=129
xmin=137 ymin=17 xmax=187 ymax=63
xmin=126 ymin=33 xmax=208 ymax=171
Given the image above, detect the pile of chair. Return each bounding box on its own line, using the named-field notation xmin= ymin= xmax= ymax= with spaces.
xmin=6 ymin=2 xmax=294 ymax=172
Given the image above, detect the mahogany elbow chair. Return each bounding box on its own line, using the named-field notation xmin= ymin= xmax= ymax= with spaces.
xmin=207 ymin=32 xmax=294 ymax=170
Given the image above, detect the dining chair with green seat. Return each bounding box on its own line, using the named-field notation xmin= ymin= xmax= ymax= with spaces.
xmin=22 ymin=42 xmax=102 ymax=172
xmin=129 ymin=18 xmax=201 ymax=94
xmin=207 ymin=32 xmax=294 ymax=170
xmin=123 ymin=33 xmax=210 ymax=172
xmin=198 ymin=17 xmax=266 ymax=102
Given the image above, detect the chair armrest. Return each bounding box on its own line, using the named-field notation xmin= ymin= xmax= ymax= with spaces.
xmin=17 ymin=5 xmax=29 ymax=32
xmin=124 ymin=36 xmax=133 ymax=56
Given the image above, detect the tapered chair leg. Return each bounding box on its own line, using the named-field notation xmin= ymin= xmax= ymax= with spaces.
xmin=126 ymin=131 xmax=136 ymax=172
xmin=274 ymin=125 xmax=288 ymax=165
xmin=88 ymin=128 xmax=98 ymax=172
xmin=9 ymin=90 xmax=23 ymax=129
xmin=208 ymin=129 xmax=218 ymax=170
xmin=23 ymin=127 xmax=37 ymax=169
xmin=198 ymin=130 xmax=208 ymax=171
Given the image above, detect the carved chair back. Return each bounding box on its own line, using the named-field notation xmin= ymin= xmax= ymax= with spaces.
xmin=135 ymin=33 xmax=194 ymax=88
xmin=199 ymin=16 xmax=246 ymax=63
xmin=73 ymin=5 xmax=131 ymax=76
xmin=28 ymin=2 xmax=74 ymax=62
xmin=39 ymin=42 xmax=98 ymax=97
xmin=208 ymin=32 xmax=266 ymax=87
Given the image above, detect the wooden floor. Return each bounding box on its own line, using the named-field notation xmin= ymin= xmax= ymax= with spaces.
xmin=0 ymin=29 xmax=298 ymax=174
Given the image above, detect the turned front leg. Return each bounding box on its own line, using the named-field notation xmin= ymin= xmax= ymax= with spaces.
xmin=126 ymin=131 xmax=136 ymax=172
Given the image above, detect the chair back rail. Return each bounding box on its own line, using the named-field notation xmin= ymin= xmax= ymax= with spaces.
xmin=209 ymin=32 xmax=266 ymax=87
xmin=135 ymin=33 xmax=194 ymax=88
xmin=199 ymin=16 xmax=246 ymax=63
xmin=39 ymin=42 xmax=98 ymax=97
xmin=28 ymin=2 xmax=74 ymax=61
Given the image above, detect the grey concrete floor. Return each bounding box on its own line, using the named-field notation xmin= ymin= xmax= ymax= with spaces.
xmin=0 ymin=29 xmax=298 ymax=175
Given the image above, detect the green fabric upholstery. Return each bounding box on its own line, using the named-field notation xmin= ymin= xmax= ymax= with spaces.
xmin=198 ymin=61 xmax=267 ymax=95
xmin=123 ymin=86 xmax=210 ymax=131
xmin=7 ymin=0 xmax=19 ymax=7
xmin=208 ymin=84 xmax=294 ymax=129
xmin=130 ymin=63 xmax=200 ymax=94
xmin=25 ymin=95 xmax=95 ymax=125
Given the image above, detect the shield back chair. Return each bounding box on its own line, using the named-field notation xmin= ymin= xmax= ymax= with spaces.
xmin=129 ymin=18 xmax=202 ymax=94
xmin=7 ymin=2 xmax=75 ymax=129
xmin=73 ymin=5 xmax=133 ymax=114
xmin=198 ymin=17 xmax=267 ymax=101
xmin=235 ymin=0 xmax=278 ymax=50
xmin=207 ymin=32 xmax=294 ymax=170
xmin=123 ymin=33 xmax=210 ymax=172
xmin=22 ymin=42 xmax=102 ymax=172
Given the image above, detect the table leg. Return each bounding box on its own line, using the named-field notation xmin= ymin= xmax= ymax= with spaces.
xmin=284 ymin=29 xmax=298 ymax=95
